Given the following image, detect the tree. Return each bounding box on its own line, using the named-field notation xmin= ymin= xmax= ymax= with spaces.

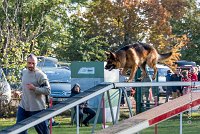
xmin=0 ymin=0 xmax=63 ymax=82
xmin=171 ymin=0 xmax=200 ymax=64
xmin=52 ymin=2 xmax=109 ymax=62
xmin=81 ymin=0 xmax=191 ymax=68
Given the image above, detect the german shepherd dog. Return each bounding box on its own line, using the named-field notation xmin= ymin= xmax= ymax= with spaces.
xmin=105 ymin=43 xmax=172 ymax=82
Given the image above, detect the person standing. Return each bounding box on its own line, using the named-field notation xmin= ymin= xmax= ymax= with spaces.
xmin=190 ymin=67 xmax=198 ymax=82
xmin=165 ymin=70 xmax=173 ymax=102
xmin=16 ymin=54 xmax=51 ymax=134
xmin=71 ymin=83 xmax=96 ymax=126
xmin=171 ymin=69 xmax=182 ymax=99
xmin=181 ymin=70 xmax=191 ymax=95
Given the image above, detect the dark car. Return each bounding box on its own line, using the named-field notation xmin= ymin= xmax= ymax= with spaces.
xmin=174 ymin=60 xmax=196 ymax=67
xmin=41 ymin=67 xmax=71 ymax=104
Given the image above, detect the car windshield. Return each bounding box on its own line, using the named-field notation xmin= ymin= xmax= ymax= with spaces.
xmin=44 ymin=70 xmax=71 ymax=83
xmin=148 ymin=68 xmax=168 ymax=77
xmin=37 ymin=61 xmax=57 ymax=67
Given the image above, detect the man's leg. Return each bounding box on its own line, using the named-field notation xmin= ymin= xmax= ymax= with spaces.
xmin=79 ymin=108 xmax=84 ymax=126
xmin=82 ymin=107 xmax=96 ymax=126
xmin=16 ymin=106 xmax=29 ymax=134
xmin=30 ymin=110 xmax=49 ymax=134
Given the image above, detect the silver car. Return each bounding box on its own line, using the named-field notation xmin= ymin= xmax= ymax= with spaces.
xmin=147 ymin=64 xmax=171 ymax=95
xmin=0 ymin=68 xmax=11 ymax=105
xmin=41 ymin=67 xmax=71 ymax=104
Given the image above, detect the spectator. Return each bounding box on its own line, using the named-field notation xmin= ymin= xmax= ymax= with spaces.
xmin=181 ymin=70 xmax=191 ymax=95
xmin=16 ymin=54 xmax=51 ymax=134
xmin=197 ymin=65 xmax=200 ymax=81
xmin=190 ymin=67 xmax=198 ymax=82
xmin=165 ymin=70 xmax=173 ymax=102
xmin=71 ymin=83 xmax=96 ymax=126
xmin=171 ymin=69 xmax=182 ymax=99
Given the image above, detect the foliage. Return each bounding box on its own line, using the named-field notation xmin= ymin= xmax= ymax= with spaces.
xmin=0 ymin=0 xmax=63 ymax=83
xmin=171 ymin=1 xmax=200 ymax=65
xmin=81 ymin=0 xmax=191 ymax=68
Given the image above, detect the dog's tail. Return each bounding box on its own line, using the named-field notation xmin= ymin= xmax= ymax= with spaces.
xmin=158 ymin=52 xmax=172 ymax=61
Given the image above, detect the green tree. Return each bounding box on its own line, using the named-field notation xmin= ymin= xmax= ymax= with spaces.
xmin=171 ymin=0 xmax=200 ymax=64
xmin=0 ymin=0 xmax=63 ymax=83
xmin=51 ymin=2 xmax=109 ymax=62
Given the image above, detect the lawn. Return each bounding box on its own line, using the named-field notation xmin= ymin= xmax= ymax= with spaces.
xmin=141 ymin=115 xmax=200 ymax=134
xmin=0 ymin=114 xmax=200 ymax=134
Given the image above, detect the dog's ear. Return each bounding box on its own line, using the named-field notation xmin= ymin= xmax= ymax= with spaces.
xmin=105 ymin=51 xmax=110 ymax=57
xmin=105 ymin=51 xmax=116 ymax=59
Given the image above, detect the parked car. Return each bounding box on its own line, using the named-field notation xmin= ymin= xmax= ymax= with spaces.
xmin=0 ymin=68 xmax=11 ymax=105
xmin=41 ymin=67 xmax=71 ymax=104
xmin=37 ymin=56 xmax=60 ymax=68
xmin=174 ymin=60 xmax=196 ymax=67
xmin=147 ymin=64 xmax=171 ymax=95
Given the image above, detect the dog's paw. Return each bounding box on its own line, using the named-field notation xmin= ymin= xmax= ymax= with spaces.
xmin=127 ymin=79 xmax=132 ymax=83
xmin=137 ymin=77 xmax=144 ymax=81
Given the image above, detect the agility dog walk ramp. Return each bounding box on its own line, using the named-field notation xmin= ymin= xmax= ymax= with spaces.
xmin=97 ymin=92 xmax=200 ymax=134
xmin=0 ymin=83 xmax=114 ymax=134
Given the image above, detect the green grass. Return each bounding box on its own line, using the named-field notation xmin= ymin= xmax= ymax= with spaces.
xmin=1 ymin=114 xmax=200 ymax=134
xmin=0 ymin=116 xmax=104 ymax=134
xmin=141 ymin=115 xmax=200 ymax=134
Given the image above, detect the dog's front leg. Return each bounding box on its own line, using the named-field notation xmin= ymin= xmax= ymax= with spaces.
xmin=127 ymin=65 xmax=138 ymax=82
xmin=122 ymin=68 xmax=128 ymax=76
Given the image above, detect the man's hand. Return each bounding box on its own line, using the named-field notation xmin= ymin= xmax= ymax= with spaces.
xmin=26 ymin=83 xmax=36 ymax=91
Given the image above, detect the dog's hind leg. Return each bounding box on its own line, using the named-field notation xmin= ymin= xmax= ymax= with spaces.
xmin=127 ymin=65 xmax=138 ymax=82
xmin=148 ymin=62 xmax=157 ymax=80
xmin=147 ymin=51 xmax=158 ymax=80
xmin=138 ymin=62 xmax=147 ymax=80
xmin=152 ymin=65 xmax=157 ymax=80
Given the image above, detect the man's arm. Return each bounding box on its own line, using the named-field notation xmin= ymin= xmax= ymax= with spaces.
xmin=27 ymin=71 xmax=51 ymax=95
xmin=35 ymin=78 xmax=51 ymax=95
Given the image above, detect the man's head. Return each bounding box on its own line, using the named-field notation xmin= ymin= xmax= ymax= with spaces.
xmin=27 ymin=54 xmax=37 ymax=71
xmin=167 ymin=70 xmax=172 ymax=74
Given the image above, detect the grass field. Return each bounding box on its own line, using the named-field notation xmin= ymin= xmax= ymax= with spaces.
xmin=0 ymin=113 xmax=200 ymax=134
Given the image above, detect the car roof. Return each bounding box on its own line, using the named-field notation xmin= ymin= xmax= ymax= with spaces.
xmin=147 ymin=64 xmax=170 ymax=69
xmin=41 ymin=67 xmax=70 ymax=72
xmin=174 ymin=60 xmax=196 ymax=67
xmin=155 ymin=64 xmax=170 ymax=69
xmin=37 ymin=56 xmax=58 ymax=63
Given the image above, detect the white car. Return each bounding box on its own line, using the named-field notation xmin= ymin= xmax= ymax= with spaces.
xmin=147 ymin=64 xmax=171 ymax=95
xmin=0 ymin=68 xmax=11 ymax=105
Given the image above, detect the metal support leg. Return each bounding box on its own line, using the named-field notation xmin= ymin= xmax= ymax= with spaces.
xmin=92 ymin=93 xmax=104 ymax=134
xmin=107 ymin=90 xmax=115 ymax=125
xmin=180 ymin=112 xmax=182 ymax=134
xmin=123 ymin=89 xmax=133 ymax=117
xmin=115 ymin=88 xmax=122 ymax=124
xmin=76 ymin=105 xmax=79 ymax=134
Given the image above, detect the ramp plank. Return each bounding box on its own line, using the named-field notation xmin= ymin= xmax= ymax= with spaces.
xmin=0 ymin=83 xmax=113 ymax=134
xmin=97 ymin=92 xmax=200 ymax=134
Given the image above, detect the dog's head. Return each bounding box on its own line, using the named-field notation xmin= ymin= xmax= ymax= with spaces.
xmin=105 ymin=51 xmax=120 ymax=71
